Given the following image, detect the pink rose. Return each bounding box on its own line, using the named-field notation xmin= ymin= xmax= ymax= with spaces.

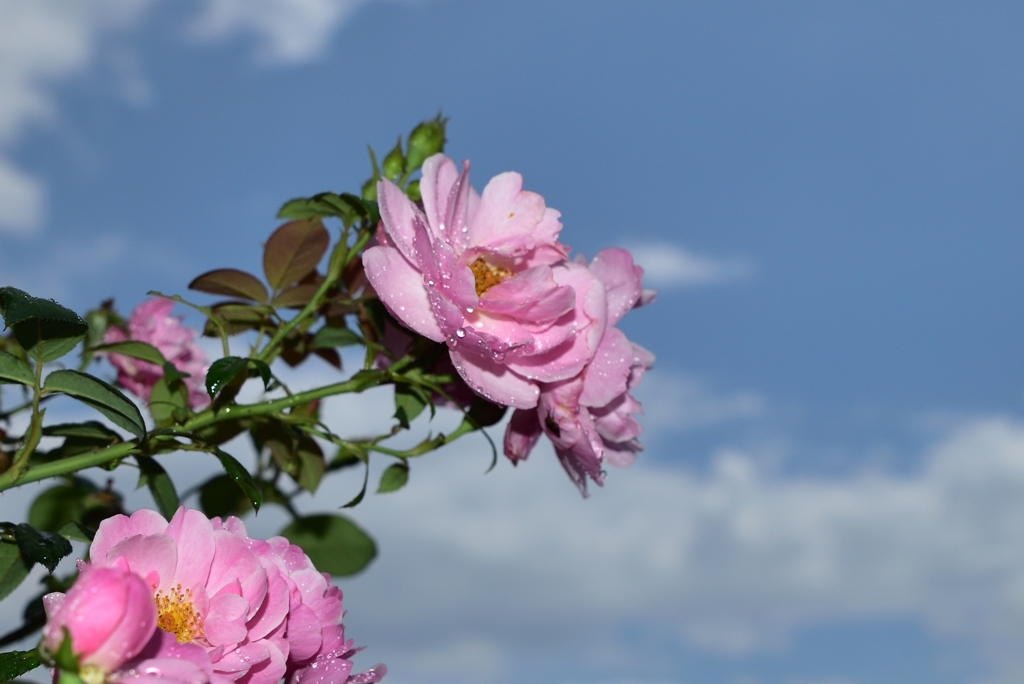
xmin=104 ymin=298 xmax=209 ymax=409
xmin=42 ymin=562 xmax=157 ymax=676
xmin=363 ymin=154 xmax=606 ymax=409
xmin=503 ymin=249 xmax=655 ymax=495
xmin=89 ymin=508 xmax=384 ymax=684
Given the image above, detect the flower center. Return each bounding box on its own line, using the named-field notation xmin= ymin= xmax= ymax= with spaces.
xmin=153 ymin=583 xmax=202 ymax=643
xmin=469 ymin=258 xmax=512 ymax=296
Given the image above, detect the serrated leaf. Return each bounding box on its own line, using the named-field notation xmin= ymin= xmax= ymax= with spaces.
xmin=0 ymin=650 xmax=41 ymax=682
xmin=88 ymin=340 xmax=166 ymax=366
xmin=311 ymin=326 xmax=363 ymax=349
xmin=377 ymin=462 xmax=409 ymax=494
xmin=189 ymin=269 xmax=269 ymax=304
xmin=263 ymin=219 xmax=330 ymax=291
xmin=14 ymin=524 xmax=71 ymax=574
xmin=212 ymin=449 xmax=261 ymax=512
xmin=277 ymin=193 xmax=354 ymax=221
xmin=279 ymin=514 xmax=376 ymax=576
xmin=43 ymin=370 xmax=146 ymax=441
xmin=0 ymin=350 xmax=34 ymax=386
xmin=0 ymin=541 xmax=32 ymax=601
xmin=135 ymin=457 xmax=178 ymax=519
xmin=0 ymin=288 xmax=88 ymax=363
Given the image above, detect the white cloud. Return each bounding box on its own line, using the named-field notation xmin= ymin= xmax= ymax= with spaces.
xmin=189 ymin=0 xmax=413 ymax=64
xmin=0 ymin=0 xmax=153 ymax=234
xmin=324 ymin=416 xmax=1024 ymax=683
xmin=628 ymin=242 xmax=753 ymax=287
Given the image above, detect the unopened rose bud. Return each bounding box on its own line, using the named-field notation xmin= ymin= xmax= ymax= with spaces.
xmin=382 ymin=138 xmax=405 ymax=180
xmin=42 ymin=563 xmax=157 ymax=680
xmin=404 ymin=116 xmax=447 ymax=173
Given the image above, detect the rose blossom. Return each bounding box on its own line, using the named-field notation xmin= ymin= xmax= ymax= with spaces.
xmin=89 ymin=507 xmax=384 ymax=684
xmin=363 ymin=154 xmax=607 ymax=409
xmin=41 ymin=562 xmax=157 ymax=679
xmin=504 ymin=248 xmax=655 ymax=495
xmin=104 ymin=298 xmax=209 ymax=409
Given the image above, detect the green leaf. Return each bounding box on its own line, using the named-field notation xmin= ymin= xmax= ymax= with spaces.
xmin=57 ymin=522 xmax=93 ymax=543
xmin=405 ymin=114 xmax=448 ymax=173
xmin=87 ymin=340 xmax=166 ymax=366
xmin=393 ymin=384 xmax=429 ymax=429
xmin=0 ymin=541 xmax=32 ymax=601
xmin=271 ymin=283 xmax=321 ymax=309
xmin=199 ymin=474 xmax=254 ymax=519
xmin=188 ymin=269 xmax=269 ymax=304
xmin=263 ymin=219 xmax=330 ymax=291
xmin=0 ymin=350 xmax=34 ymax=386
xmin=43 ymin=370 xmax=146 ymax=441
xmin=14 ymin=524 xmax=71 ymax=574
xmin=0 ymin=650 xmax=41 ymax=682
xmin=377 ymin=462 xmax=409 ymax=494
xmin=135 ymin=457 xmax=178 ymax=519
xmin=311 ymin=326 xmax=363 ymax=350
xmin=466 ymin=396 xmax=508 ymax=428
xmin=0 ymin=288 xmax=88 ymax=363
xmin=29 ymin=485 xmax=88 ymax=533
xmin=205 ymin=357 xmax=270 ymax=400
xmin=279 ymin=514 xmax=376 ymax=576
xmin=277 ymin=193 xmax=354 ymax=222
xmin=148 ymin=375 xmax=189 ymax=427
xmin=212 ymin=449 xmax=261 ymax=512
xmin=42 ymin=422 xmax=121 ymax=441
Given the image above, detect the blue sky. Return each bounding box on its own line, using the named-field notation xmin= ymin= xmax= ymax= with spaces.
xmin=1 ymin=1 xmax=1023 ymax=683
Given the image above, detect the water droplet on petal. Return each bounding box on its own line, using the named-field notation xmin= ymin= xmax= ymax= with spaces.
xmin=456 ymin=329 xmax=466 ymax=338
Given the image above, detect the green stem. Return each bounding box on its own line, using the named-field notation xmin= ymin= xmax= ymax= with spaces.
xmin=0 ymin=440 xmax=138 ymax=492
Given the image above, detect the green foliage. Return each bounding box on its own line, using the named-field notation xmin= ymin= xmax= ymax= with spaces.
xmin=212 ymin=449 xmax=262 ymax=512
xmin=13 ymin=524 xmax=71 ymax=573
xmin=263 ymin=219 xmax=329 ymax=292
xmin=311 ymin=326 xmax=362 ymax=349
xmin=205 ymin=357 xmax=271 ymax=400
xmin=0 ymin=649 xmax=41 ymax=682
xmin=135 ymin=457 xmax=179 ymax=519
xmin=377 ymin=462 xmax=409 ymax=493
xmin=28 ymin=478 xmax=122 ymax=534
xmin=382 ymin=137 xmax=405 ymax=180
xmin=189 ymin=269 xmax=269 ymax=304
xmin=394 ymin=383 xmax=430 ymax=428
xmin=0 ymin=288 xmax=88 ymax=363
xmin=42 ymin=370 xmax=146 ymax=440
xmin=280 ymin=514 xmax=376 ymax=576
xmin=0 ymin=541 xmax=32 ymax=602
xmin=0 ymin=351 xmax=34 ymax=386
xmin=87 ymin=340 xmax=166 ymax=366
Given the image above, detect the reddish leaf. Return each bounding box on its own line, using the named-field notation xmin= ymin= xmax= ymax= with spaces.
xmin=263 ymin=220 xmax=330 ymax=291
xmin=189 ymin=269 xmax=268 ymax=303
xmin=271 ymin=283 xmax=321 ymax=309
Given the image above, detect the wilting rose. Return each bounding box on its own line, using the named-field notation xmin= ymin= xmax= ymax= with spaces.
xmin=504 ymin=248 xmax=655 ymax=495
xmin=363 ymin=154 xmax=606 ymax=409
xmin=104 ymin=298 xmax=209 ymax=409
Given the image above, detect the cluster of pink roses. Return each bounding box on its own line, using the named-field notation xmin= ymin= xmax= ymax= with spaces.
xmin=41 ymin=508 xmax=384 ymax=684
xmin=104 ymin=298 xmax=210 ymax=409
xmin=363 ymin=154 xmax=654 ymax=494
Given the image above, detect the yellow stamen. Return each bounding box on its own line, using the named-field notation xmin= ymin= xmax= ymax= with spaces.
xmin=469 ymin=258 xmax=512 ymax=296
xmin=153 ymin=583 xmax=202 ymax=643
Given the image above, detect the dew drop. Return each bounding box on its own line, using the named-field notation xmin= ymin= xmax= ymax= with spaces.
xmin=427 ymin=279 xmax=435 ymax=286
xmin=455 ymin=329 xmax=466 ymax=338
xmin=465 ymin=306 xmax=474 ymax=314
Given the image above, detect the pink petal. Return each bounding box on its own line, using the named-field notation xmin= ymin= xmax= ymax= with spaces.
xmin=376 ymin=179 xmax=431 ymax=266
xmin=503 ymin=409 xmax=542 ymax=463
xmin=579 ymin=327 xmax=634 ymax=408
xmin=470 ymin=172 xmax=546 ymax=251
xmin=204 ymin=593 xmax=249 ymax=647
xmin=234 ymin=641 xmax=285 ymax=684
xmin=245 ymin=563 xmax=290 ymax=642
xmin=478 ymin=266 xmax=575 ymax=324
xmin=165 ymin=508 xmax=215 ymax=592
xmin=212 ymin=642 xmax=269 ymax=674
xmin=90 ymin=510 xmax=169 ymax=567
xmin=589 ymin=248 xmax=643 ymax=326
xmin=207 ymin=531 xmax=262 ymax=597
xmin=106 ymin=534 xmax=177 ymax=592
xmin=285 ymin=602 xmax=322 ymax=662
xmin=450 ymin=349 xmax=539 ymax=408
xmin=362 ymin=246 xmax=445 ymax=342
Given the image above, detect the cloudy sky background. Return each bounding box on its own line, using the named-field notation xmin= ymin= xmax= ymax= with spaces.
xmin=0 ymin=1 xmax=1023 ymax=683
